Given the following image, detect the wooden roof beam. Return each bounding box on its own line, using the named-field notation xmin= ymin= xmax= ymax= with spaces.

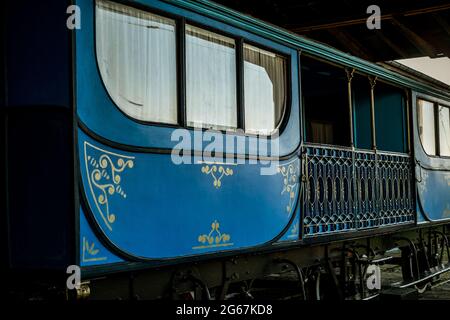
xmin=327 ymin=29 xmax=374 ymax=61
xmin=375 ymin=31 xmax=410 ymax=59
xmin=433 ymin=13 xmax=450 ymax=37
xmin=389 ymin=17 xmax=440 ymax=57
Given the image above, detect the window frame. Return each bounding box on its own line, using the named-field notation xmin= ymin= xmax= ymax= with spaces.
xmin=417 ymin=96 xmax=450 ymax=159
xmin=94 ymin=0 xmax=291 ymax=138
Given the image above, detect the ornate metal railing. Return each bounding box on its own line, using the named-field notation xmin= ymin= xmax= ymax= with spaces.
xmin=302 ymin=144 xmax=415 ymax=237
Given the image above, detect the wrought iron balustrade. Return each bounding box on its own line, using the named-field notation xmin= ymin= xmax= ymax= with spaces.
xmin=302 ymin=144 xmax=415 ymax=237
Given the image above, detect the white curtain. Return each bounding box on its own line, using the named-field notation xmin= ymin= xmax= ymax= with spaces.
xmin=417 ymin=99 xmax=436 ymax=155
xmin=439 ymin=105 xmax=450 ymax=156
xmin=186 ymin=25 xmax=237 ymax=130
xmin=244 ymin=44 xmax=286 ymax=134
xmin=96 ymin=0 xmax=177 ymax=124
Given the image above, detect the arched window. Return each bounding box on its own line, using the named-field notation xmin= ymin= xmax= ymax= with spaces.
xmin=96 ymin=0 xmax=178 ymax=124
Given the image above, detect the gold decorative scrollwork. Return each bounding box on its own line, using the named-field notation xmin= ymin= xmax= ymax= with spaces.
xmin=82 ymin=237 xmax=107 ymax=263
xmin=84 ymin=142 xmax=134 ymax=231
xmin=277 ymin=160 xmax=299 ymax=214
xmin=201 ymin=164 xmax=234 ymax=188
xmin=193 ymin=220 xmax=233 ymax=249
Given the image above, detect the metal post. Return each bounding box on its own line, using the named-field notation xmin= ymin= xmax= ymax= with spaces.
xmin=369 ymin=76 xmax=379 ymax=225
xmin=346 ymin=68 xmax=355 ymax=149
xmin=346 ymin=69 xmax=357 ymax=228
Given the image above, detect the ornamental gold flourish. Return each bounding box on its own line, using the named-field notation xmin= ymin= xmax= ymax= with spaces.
xmin=277 ymin=160 xmax=299 ymax=214
xmin=85 ymin=142 xmax=134 ymax=231
xmin=193 ymin=220 xmax=233 ymax=249
xmin=201 ymin=165 xmax=233 ymax=188
xmin=82 ymin=237 xmax=106 ymax=262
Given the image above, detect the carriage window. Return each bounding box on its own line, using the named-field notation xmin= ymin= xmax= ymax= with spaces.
xmin=374 ymin=83 xmax=407 ymax=153
xmin=244 ymin=44 xmax=286 ymax=134
xmin=417 ymin=99 xmax=436 ymax=155
xmin=186 ymin=25 xmax=237 ymax=130
xmin=96 ymin=0 xmax=177 ymax=124
xmin=302 ymin=57 xmax=350 ymax=146
xmin=439 ymin=105 xmax=450 ymax=156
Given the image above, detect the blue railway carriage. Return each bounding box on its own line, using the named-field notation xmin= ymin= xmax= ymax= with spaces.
xmin=1 ymin=0 xmax=450 ymax=300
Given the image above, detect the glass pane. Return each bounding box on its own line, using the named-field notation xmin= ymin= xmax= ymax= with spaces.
xmin=186 ymin=25 xmax=237 ymax=130
xmin=417 ymin=99 xmax=436 ymax=155
xmin=244 ymin=44 xmax=286 ymax=135
xmin=439 ymin=105 xmax=450 ymax=156
xmin=96 ymin=0 xmax=177 ymax=124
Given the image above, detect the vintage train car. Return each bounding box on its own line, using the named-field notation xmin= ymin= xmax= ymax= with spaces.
xmin=1 ymin=0 xmax=449 ymax=300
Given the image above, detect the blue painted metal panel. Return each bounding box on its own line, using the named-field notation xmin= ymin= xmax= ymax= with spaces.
xmin=412 ymin=92 xmax=450 ymax=223
xmin=75 ymin=0 xmax=300 ymax=156
xmin=78 ymin=130 xmax=300 ymax=260
xmin=416 ymin=169 xmax=450 ymax=222
xmin=80 ymin=207 xmax=123 ymax=267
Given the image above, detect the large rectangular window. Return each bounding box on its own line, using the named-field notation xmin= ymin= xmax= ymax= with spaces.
xmin=244 ymin=44 xmax=286 ymax=134
xmin=186 ymin=25 xmax=237 ymax=130
xmin=96 ymin=0 xmax=178 ymax=124
xmin=417 ymin=99 xmax=436 ymax=155
xmin=302 ymin=57 xmax=350 ymax=146
xmin=439 ymin=105 xmax=450 ymax=156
